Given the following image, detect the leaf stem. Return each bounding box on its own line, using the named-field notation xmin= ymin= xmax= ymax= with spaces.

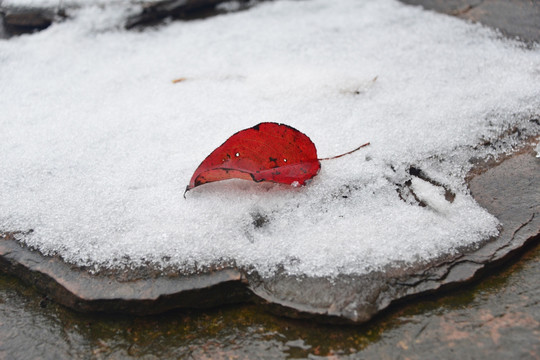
xmin=318 ymin=142 xmax=370 ymax=161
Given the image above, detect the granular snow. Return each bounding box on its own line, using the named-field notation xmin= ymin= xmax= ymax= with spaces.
xmin=0 ymin=0 xmax=539 ymax=277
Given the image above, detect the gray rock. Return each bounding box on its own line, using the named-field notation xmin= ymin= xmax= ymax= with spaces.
xmin=0 ymin=234 xmax=251 ymax=313
xmin=0 ymin=5 xmax=59 ymax=36
xmin=399 ymin=0 xmax=540 ymax=43
xmin=1 ymin=147 xmax=538 ymax=322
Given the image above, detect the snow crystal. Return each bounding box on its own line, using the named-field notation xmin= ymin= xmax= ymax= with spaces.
xmin=0 ymin=0 xmax=539 ymax=277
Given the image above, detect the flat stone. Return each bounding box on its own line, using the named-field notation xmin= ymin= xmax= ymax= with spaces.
xmin=1 ymin=146 xmax=537 ymax=322
xmin=0 ymin=234 xmax=251 ymax=314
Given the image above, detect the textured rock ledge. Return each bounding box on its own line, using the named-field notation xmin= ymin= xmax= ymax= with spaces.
xmin=1 ymin=146 xmax=538 ymax=323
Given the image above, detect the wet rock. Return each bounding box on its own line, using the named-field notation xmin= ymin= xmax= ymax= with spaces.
xmin=0 ymin=235 xmax=251 ymax=314
xmin=399 ymin=0 xmax=540 ymax=43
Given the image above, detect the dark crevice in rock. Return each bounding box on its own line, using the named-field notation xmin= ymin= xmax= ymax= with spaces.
xmin=448 ymin=0 xmax=485 ymax=16
xmin=125 ymin=0 xmax=259 ymax=29
xmin=0 ymin=0 xmax=264 ymax=37
xmin=395 ymin=166 xmax=456 ymax=208
xmin=407 ymin=166 xmax=456 ymax=203
xmin=399 ymin=179 xmax=427 ymax=207
xmin=511 ymin=213 xmax=536 ymax=239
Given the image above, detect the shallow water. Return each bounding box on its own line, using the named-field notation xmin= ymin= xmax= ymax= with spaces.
xmin=1 ymin=238 xmax=539 ymax=359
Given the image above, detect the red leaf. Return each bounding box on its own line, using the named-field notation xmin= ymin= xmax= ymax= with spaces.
xmin=185 ymin=122 xmax=321 ymax=194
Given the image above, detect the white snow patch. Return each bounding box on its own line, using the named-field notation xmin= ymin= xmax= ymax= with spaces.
xmin=0 ymin=0 xmax=539 ymax=277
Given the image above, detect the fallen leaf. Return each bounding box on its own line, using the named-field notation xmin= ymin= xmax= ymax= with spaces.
xmin=185 ymin=122 xmax=369 ymax=196
xmin=172 ymin=77 xmax=187 ymax=83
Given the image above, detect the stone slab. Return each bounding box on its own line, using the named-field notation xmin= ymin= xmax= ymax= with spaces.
xmin=0 ymin=234 xmax=251 ymax=314
xmin=1 ymin=146 xmax=537 ymax=322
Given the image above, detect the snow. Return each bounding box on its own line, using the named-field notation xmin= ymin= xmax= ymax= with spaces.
xmin=1 ymin=0 xmax=539 ymax=277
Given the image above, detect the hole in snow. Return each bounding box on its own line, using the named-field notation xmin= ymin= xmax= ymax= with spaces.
xmin=396 ymin=167 xmax=457 ymax=211
xmin=251 ymin=211 xmax=269 ymax=228
xmin=407 ymin=166 xmax=455 ymax=203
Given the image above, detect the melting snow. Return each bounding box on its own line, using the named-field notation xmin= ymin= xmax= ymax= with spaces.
xmin=1 ymin=0 xmax=539 ymax=277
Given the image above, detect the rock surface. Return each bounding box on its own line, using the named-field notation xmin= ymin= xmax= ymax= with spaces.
xmin=1 ymin=146 xmax=538 ymax=323
xmin=2 ymin=235 xmax=540 ymax=358
xmin=0 ymin=233 xmax=251 ymax=314
xmin=399 ymin=0 xmax=540 ymax=43
xmin=0 ymin=4 xmax=59 ymax=36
